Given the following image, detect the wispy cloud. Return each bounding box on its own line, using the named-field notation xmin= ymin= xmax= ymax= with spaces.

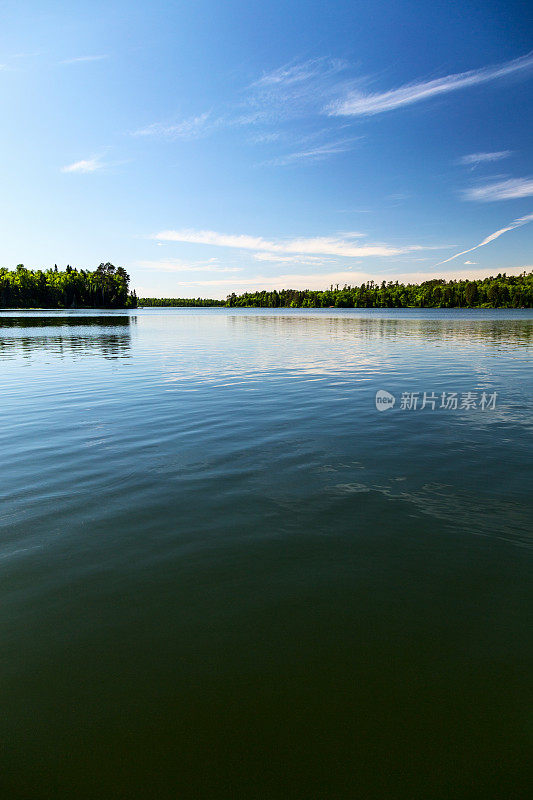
xmin=253 ymin=58 xmax=348 ymax=89
xmin=387 ymin=193 xmax=410 ymax=205
xmin=436 ymin=212 xmax=533 ymax=266
xmin=328 ymin=51 xmax=533 ymax=116
xmin=457 ymin=151 xmax=512 ymax=167
xmin=135 ymin=259 xmax=242 ymax=273
xmin=135 ymin=59 xmax=352 ymax=146
xmin=128 ymin=58 xmax=361 ymax=168
xmin=263 ymin=137 xmax=359 ymax=166
xmin=129 ymin=53 xmax=531 ymax=170
xmin=250 ymin=131 xmax=283 ymax=144
xmin=61 ymin=156 xmax=105 ymax=173
xmin=61 ymin=55 xmax=109 ymax=64
xmin=152 ymin=227 xmax=439 ymax=258
xmin=134 ymin=58 xmax=350 ymax=149
xmin=0 ymin=52 xmax=41 ymax=71
xmin=133 ymin=112 xmax=213 ymax=140
xmin=464 ymin=260 xmax=477 ymax=264
xmin=247 ymin=57 xmax=357 ymax=123
xmin=253 ymin=252 xmax=333 ymax=265
xmin=337 ymin=207 xmax=372 ymax=214
xmin=462 ymin=177 xmax=533 ymax=201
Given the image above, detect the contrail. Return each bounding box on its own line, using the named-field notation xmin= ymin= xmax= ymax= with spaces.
xmin=435 ymin=212 xmax=533 ymax=266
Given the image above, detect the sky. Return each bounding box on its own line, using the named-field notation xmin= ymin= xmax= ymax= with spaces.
xmin=1 ymin=0 xmax=532 ymax=298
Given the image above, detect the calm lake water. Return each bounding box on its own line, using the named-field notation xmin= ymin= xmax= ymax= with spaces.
xmin=1 ymin=308 xmax=532 ymax=799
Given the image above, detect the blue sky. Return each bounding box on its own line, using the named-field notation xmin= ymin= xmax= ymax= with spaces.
xmin=1 ymin=0 xmax=532 ymax=298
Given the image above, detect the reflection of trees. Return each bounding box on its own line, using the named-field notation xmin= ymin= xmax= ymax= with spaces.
xmin=0 ymin=315 xmax=133 ymax=328
xmin=227 ymin=312 xmax=533 ymax=349
xmin=0 ymin=315 xmax=132 ymax=360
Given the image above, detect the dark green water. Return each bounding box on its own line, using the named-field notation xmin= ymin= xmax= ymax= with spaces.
xmin=1 ymin=308 xmax=532 ymax=799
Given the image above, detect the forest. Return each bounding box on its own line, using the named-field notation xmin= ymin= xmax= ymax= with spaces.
xmin=225 ymin=272 xmax=533 ymax=308
xmin=138 ymin=297 xmax=225 ymax=307
xmin=0 ymin=264 xmax=137 ymax=308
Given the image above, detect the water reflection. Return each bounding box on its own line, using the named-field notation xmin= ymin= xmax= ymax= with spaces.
xmin=0 ymin=314 xmax=133 ymax=360
xmin=0 ymin=315 xmax=134 ymax=328
xmin=1 ymin=308 xmax=531 ymax=798
xmin=227 ymin=312 xmax=533 ymax=350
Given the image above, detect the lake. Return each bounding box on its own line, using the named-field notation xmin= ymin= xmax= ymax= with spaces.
xmin=1 ymin=308 xmax=532 ymax=799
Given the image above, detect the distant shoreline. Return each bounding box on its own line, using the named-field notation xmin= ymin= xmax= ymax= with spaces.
xmin=138 ymin=272 xmax=532 ymax=309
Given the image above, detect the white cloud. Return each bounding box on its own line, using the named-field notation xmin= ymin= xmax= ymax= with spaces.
xmin=61 ymin=156 xmax=104 ymax=173
xmin=61 ymin=55 xmax=109 ymax=64
xmin=436 ymin=212 xmax=533 ymax=266
xmin=133 ymin=112 xmax=212 ymax=139
xmin=328 ymin=52 xmax=533 ymax=116
xmin=151 ymin=228 xmax=435 ymax=258
xmin=464 ymin=260 xmax=477 ymax=264
xmin=458 ymin=151 xmax=512 ymax=166
xmin=463 ymin=177 xmax=533 ymax=201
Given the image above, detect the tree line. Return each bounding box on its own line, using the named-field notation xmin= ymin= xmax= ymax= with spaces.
xmin=0 ymin=264 xmax=137 ymax=309
xmin=225 ymin=272 xmax=533 ymax=308
xmin=138 ymin=297 xmax=225 ymax=307
xmin=2 ymin=267 xmax=531 ymax=310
